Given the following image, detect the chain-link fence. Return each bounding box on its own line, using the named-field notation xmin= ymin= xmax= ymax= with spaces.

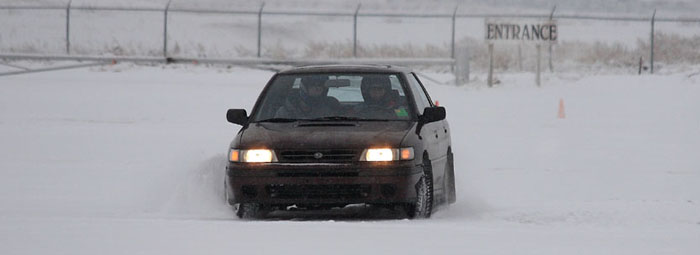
xmin=1 ymin=2 xmax=699 ymax=73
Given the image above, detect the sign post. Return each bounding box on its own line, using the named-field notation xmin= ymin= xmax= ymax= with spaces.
xmin=548 ymin=6 xmax=556 ymax=72
xmin=536 ymin=44 xmax=541 ymax=87
xmin=488 ymin=43 xmax=494 ymax=87
xmin=650 ymin=9 xmax=656 ymax=74
xmin=485 ymin=19 xmax=557 ymax=87
xmin=518 ymin=45 xmax=523 ymax=71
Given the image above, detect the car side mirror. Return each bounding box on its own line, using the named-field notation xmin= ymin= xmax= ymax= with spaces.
xmin=227 ymin=109 xmax=248 ymax=126
xmin=420 ymin=106 xmax=446 ymax=124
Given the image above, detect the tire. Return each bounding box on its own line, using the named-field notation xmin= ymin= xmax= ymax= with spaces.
xmin=235 ymin=203 xmax=266 ymax=219
xmin=406 ymin=157 xmax=434 ymax=219
xmin=446 ymin=151 xmax=457 ymax=204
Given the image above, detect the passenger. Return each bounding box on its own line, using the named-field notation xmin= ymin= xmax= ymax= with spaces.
xmin=274 ymin=75 xmax=340 ymax=119
xmin=357 ymin=75 xmax=405 ymax=119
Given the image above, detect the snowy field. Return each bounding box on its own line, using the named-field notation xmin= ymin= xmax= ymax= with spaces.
xmin=1 ymin=64 xmax=700 ymax=254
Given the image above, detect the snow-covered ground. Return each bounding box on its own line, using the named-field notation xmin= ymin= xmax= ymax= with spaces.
xmin=1 ymin=64 xmax=699 ymax=254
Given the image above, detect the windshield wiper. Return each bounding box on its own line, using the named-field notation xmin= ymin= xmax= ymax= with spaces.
xmin=256 ymin=118 xmax=298 ymax=123
xmin=306 ymin=116 xmax=363 ymax=121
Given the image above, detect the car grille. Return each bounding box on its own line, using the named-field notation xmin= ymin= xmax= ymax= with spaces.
xmin=266 ymin=184 xmax=371 ymax=199
xmin=278 ymin=149 xmax=358 ymax=162
xmin=277 ymin=172 xmax=358 ymax=177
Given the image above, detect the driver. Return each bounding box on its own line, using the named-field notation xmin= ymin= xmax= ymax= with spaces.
xmin=357 ymin=75 xmax=403 ymax=119
xmin=274 ymin=75 xmax=340 ymax=119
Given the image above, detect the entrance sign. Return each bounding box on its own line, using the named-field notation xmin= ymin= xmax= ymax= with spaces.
xmin=484 ymin=20 xmax=558 ymax=87
xmin=486 ymin=20 xmax=558 ymax=43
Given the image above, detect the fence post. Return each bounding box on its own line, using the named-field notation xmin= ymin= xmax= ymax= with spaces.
xmin=66 ymin=0 xmax=72 ymax=54
xmin=450 ymin=5 xmax=458 ymax=70
xmin=353 ymin=4 xmax=361 ymax=57
xmin=548 ymin=5 xmax=556 ymax=72
xmin=650 ymin=9 xmax=656 ymax=74
xmin=257 ymin=2 xmax=265 ymax=58
xmin=163 ymin=0 xmax=172 ymax=58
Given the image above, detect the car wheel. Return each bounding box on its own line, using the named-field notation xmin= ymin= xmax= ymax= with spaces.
xmin=235 ymin=203 xmax=266 ymax=219
xmin=406 ymin=157 xmax=433 ymax=219
xmin=446 ymin=151 xmax=457 ymax=204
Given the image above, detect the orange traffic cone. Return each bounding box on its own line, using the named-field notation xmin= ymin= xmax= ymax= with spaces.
xmin=558 ymin=98 xmax=566 ymax=119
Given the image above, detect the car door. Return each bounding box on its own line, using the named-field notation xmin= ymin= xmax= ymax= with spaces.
xmin=406 ymin=72 xmax=441 ymax=163
xmin=412 ymin=73 xmax=450 ymax=158
xmin=409 ymin=73 xmax=449 ymax=190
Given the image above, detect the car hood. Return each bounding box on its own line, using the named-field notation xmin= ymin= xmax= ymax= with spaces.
xmin=238 ymin=121 xmax=414 ymax=149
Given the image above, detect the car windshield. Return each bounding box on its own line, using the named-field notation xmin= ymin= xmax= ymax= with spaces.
xmin=251 ymin=73 xmax=414 ymax=122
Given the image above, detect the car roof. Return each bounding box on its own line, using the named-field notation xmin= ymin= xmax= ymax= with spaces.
xmin=277 ymin=64 xmax=413 ymax=74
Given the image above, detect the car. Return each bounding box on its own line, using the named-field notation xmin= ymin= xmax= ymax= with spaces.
xmin=225 ymin=64 xmax=456 ymax=219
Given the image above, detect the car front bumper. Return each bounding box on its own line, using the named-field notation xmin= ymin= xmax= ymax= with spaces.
xmin=226 ymin=161 xmax=422 ymax=205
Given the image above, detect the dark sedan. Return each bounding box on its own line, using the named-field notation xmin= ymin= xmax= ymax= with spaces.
xmin=225 ymin=65 xmax=456 ymax=219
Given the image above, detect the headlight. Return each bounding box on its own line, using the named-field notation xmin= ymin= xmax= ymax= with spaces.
xmin=365 ymin=148 xmax=394 ymax=161
xmin=361 ymin=147 xmax=414 ymax=162
xmin=229 ymin=149 xmax=277 ymax=163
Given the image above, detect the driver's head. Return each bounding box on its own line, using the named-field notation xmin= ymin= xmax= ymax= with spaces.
xmin=368 ymin=82 xmax=387 ymax=101
xmin=361 ymin=75 xmax=392 ymax=104
xmin=300 ymin=75 xmax=328 ymax=99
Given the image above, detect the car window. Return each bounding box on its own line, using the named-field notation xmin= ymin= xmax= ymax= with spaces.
xmin=406 ymin=73 xmax=432 ymax=114
xmin=252 ymin=73 xmax=414 ymax=121
xmin=326 ymin=75 xmax=364 ymax=102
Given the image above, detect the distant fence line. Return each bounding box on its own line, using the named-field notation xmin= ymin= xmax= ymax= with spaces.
xmin=1 ymin=2 xmax=699 ymax=72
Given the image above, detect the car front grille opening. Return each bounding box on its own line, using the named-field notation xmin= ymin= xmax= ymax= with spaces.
xmin=279 ymin=149 xmax=358 ymax=162
xmin=277 ymin=172 xmax=359 ymax=177
xmin=266 ymin=184 xmax=371 ymax=199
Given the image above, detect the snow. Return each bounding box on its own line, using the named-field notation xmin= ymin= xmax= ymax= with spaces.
xmin=1 ymin=63 xmax=699 ymax=254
